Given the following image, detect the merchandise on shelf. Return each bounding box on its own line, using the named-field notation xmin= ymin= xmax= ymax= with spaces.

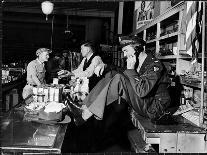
xmin=2 ymin=67 xmax=25 ymax=84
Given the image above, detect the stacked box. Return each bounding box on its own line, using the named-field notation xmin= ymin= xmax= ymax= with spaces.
xmin=32 ymin=84 xmax=64 ymax=103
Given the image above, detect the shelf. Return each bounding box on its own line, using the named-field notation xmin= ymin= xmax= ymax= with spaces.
xmin=177 ymin=52 xmax=207 ymax=59
xmin=198 ymin=53 xmax=207 ymax=58
xmin=2 ymin=75 xmax=26 ymax=92
xmin=180 ymin=79 xmax=207 ymax=91
xmin=157 ymin=54 xmax=192 ymax=60
xmin=159 ymin=31 xmax=179 ymax=41
xmin=158 ymin=55 xmax=177 ymax=59
xmin=146 ymin=38 xmax=157 ymax=44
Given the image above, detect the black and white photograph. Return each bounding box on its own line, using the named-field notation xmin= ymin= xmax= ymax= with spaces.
xmin=1 ymin=1 xmax=207 ymax=154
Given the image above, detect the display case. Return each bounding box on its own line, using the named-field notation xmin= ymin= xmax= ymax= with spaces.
xmin=2 ymin=66 xmax=26 ymax=112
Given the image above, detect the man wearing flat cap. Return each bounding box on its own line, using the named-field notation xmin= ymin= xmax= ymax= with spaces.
xmin=22 ymin=48 xmax=51 ymax=99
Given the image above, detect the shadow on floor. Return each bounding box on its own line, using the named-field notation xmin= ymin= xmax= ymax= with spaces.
xmin=61 ymin=118 xmax=134 ymax=153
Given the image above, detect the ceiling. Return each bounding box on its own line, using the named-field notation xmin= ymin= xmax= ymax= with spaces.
xmin=2 ymin=1 xmax=119 ymax=17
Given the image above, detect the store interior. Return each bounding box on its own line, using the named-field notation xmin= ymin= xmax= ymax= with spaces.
xmin=1 ymin=1 xmax=207 ymax=154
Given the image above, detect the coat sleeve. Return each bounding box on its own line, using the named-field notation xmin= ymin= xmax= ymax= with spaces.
xmin=124 ymin=61 xmax=163 ymax=98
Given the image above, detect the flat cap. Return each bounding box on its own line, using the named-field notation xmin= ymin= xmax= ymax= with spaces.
xmin=36 ymin=48 xmax=52 ymax=56
xmin=119 ymin=35 xmax=146 ymax=48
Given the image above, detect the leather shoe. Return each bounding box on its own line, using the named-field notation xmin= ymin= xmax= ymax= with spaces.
xmin=65 ymin=96 xmax=86 ymax=126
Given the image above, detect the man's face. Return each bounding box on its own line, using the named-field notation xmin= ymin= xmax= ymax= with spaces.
xmin=63 ymin=53 xmax=67 ymax=57
xmin=39 ymin=51 xmax=50 ymax=62
xmin=81 ymin=45 xmax=90 ymax=57
xmin=122 ymin=45 xmax=136 ymax=58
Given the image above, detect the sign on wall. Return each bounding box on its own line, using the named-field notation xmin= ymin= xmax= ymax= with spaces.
xmin=134 ymin=1 xmax=155 ymax=30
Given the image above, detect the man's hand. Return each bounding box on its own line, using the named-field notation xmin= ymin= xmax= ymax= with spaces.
xmin=57 ymin=70 xmax=74 ymax=79
xmin=127 ymin=55 xmax=136 ymax=69
xmin=94 ymin=63 xmax=106 ymax=77
xmin=57 ymin=70 xmax=69 ymax=76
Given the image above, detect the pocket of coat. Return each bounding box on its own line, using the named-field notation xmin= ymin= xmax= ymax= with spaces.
xmin=37 ymin=69 xmax=45 ymax=73
xmin=36 ymin=65 xmax=45 ymax=73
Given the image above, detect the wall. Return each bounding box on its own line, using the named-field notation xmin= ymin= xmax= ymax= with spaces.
xmin=85 ymin=18 xmax=104 ymax=44
xmin=122 ymin=1 xmax=134 ymax=35
xmin=2 ymin=12 xmax=110 ymax=63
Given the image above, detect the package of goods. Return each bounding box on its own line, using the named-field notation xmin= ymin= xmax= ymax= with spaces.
xmin=25 ymin=101 xmax=46 ymax=111
xmin=73 ymin=77 xmax=89 ymax=93
xmin=193 ymin=90 xmax=207 ymax=107
xmin=38 ymin=102 xmax=66 ymax=121
xmin=53 ymin=78 xmax=59 ymax=85
xmin=182 ymin=109 xmax=199 ymax=126
xmin=32 ymin=84 xmax=63 ymax=103
xmin=80 ymin=77 xmax=89 ymax=93
xmin=33 ymin=87 xmax=38 ymax=102
xmin=49 ymin=87 xmax=55 ymax=102
xmin=37 ymin=87 xmax=44 ymax=102
xmin=54 ymin=88 xmax=60 ymax=102
xmin=43 ymin=88 xmax=49 ymax=102
xmin=183 ymin=85 xmax=194 ymax=99
xmin=173 ymin=100 xmax=194 ymax=115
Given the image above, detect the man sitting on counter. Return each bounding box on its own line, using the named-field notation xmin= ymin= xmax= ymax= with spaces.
xmin=67 ymin=35 xmax=171 ymax=126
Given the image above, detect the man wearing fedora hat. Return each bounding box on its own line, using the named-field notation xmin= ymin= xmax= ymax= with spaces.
xmin=22 ymin=48 xmax=52 ymax=99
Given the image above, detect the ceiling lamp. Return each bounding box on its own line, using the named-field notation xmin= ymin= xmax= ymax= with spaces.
xmin=41 ymin=1 xmax=54 ymax=21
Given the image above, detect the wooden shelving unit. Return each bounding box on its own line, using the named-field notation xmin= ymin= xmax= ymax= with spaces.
xmin=134 ymin=1 xmax=207 ymax=129
xmin=180 ymin=79 xmax=207 ymax=92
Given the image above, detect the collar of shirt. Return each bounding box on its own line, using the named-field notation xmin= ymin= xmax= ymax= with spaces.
xmin=36 ymin=58 xmax=44 ymax=67
xmin=86 ymin=53 xmax=93 ymax=61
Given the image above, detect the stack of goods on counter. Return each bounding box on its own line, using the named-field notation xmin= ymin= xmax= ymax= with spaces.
xmin=33 ymin=84 xmax=64 ymax=103
xmin=24 ymin=84 xmax=66 ymax=122
xmin=69 ymin=77 xmax=89 ymax=102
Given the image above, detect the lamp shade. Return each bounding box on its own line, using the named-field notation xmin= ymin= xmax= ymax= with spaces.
xmin=41 ymin=1 xmax=54 ymax=15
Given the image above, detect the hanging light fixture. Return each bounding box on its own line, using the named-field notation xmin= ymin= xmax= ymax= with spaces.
xmin=41 ymin=1 xmax=54 ymax=21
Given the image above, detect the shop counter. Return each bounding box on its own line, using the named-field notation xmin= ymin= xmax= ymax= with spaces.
xmin=0 ymin=105 xmax=68 ymax=154
xmin=130 ymin=109 xmax=207 ymax=153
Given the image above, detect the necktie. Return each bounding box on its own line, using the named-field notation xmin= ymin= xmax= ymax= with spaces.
xmin=83 ymin=59 xmax=88 ymax=71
